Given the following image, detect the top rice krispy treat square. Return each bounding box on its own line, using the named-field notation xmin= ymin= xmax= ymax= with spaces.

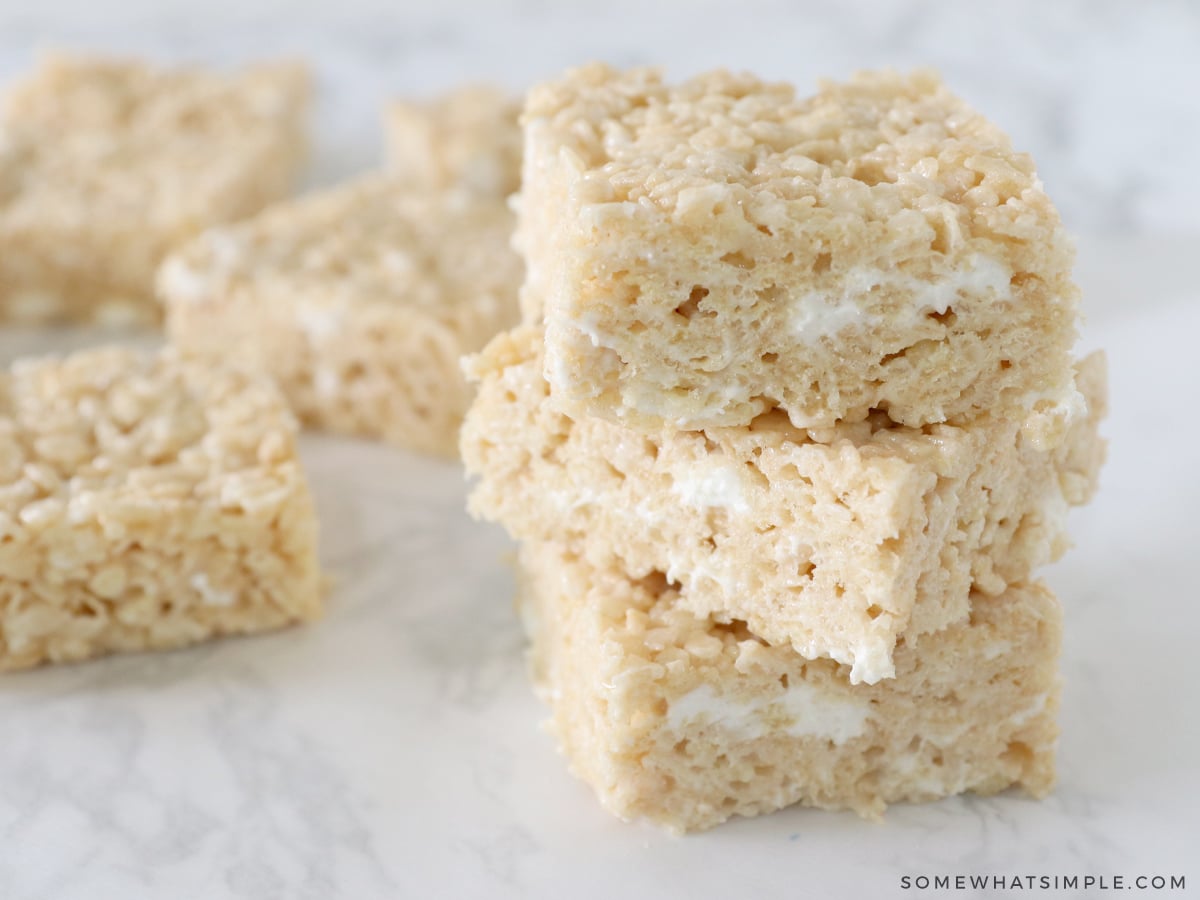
xmin=0 ymin=53 xmax=309 ymax=325
xmin=519 ymin=64 xmax=1080 ymax=432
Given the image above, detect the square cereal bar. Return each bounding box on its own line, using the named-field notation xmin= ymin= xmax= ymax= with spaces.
xmin=462 ymin=326 xmax=1105 ymax=684
xmin=0 ymin=53 xmax=309 ymax=325
xmin=518 ymin=542 xmax=1061 ymax=833
xmin=520 ymin=64 xmax=1079 ymax=431
xmin=0 ymin=347 xmax=321 ymax=671
xmin=160 ymin=175 xmax=522 ymax=457
xmin=386 ymin=85 xmax=521 ymax=199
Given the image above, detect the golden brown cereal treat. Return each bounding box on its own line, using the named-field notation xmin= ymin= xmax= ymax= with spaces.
xmin=0 ymin=347 xmax=321 ymax=671
xmin=160 ymin=174 xmax=522 ymax=458
xmin=519 ymin=64 xmax=1079 ymax=431
xmin=462 ymin=326 xmax=1105 ymax=683
xmin=518 ymin=541 xmax=1061 ymax=833
xmin=385 ymin=85 xmax=521 ymax=199
xmin=0 ymin=53 xmax=309 ymax=326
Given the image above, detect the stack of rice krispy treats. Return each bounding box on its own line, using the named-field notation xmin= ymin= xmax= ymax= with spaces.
xmin=462 ymin=64 xmax=1107 ymax=832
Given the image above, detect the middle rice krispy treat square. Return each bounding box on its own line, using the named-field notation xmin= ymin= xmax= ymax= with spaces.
xmin=517 ymin=541 xmax=1062 ymax=833
xmin=462 ymin=326 xmax=1106 ymax=684
xmin=160 ymin=174 xmax=523 ymax=457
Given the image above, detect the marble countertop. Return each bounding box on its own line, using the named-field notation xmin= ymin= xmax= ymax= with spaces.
xmin=1 ymin=3 xmax=1198 ymax=897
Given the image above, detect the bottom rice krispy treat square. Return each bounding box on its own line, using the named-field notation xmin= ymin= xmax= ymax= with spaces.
xmin=0 ymin=347 xmax=321 ymax=671
xmin=161 ymin=175 xmax=522 ymax=457
xmin=518 ymin=541 xmax=1061 ymax=833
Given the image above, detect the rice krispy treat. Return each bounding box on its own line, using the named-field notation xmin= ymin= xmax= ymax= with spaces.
xmin=0 ymin=53 xmax=309 ymax=325
xmin=518 ymin=542 xmax=1061 ymax=833
xmin=0 ymin=347 xmax=321 ymax=671
xmin=386 ymin=85 xmax=521 ymax=199
xmin=462 ymin=326 xmax=1104 ymax=684
xmin=520 ymin=64 xmax=1079 ymax=431
xmin=160 ymin=174 xmax=522 ymax=457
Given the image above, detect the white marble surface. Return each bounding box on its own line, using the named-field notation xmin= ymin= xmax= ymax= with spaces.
xmin=1 ymin=3 xmax=1198 ymax=897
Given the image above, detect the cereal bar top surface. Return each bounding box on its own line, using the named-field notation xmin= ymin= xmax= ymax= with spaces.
xmin=160 ymin=175 xmax=521 ymax=317
xmin=0 ymin=348 xmax=300 ymax=504
xmin=0 ymin=54 xmax=309 ymax=226
xmin=526 ymin=63 xmax=1061 ymax=248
